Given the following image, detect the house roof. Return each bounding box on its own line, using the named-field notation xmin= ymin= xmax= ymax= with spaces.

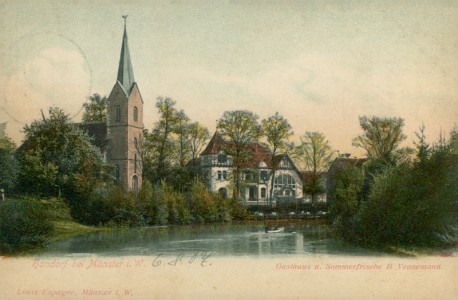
xmin=201 ymin=131 xmax=304 ymax=172
xmin=201 ymin=131 xmax=225 ymax=155
xmin=328 ymin=156 xmax=367 ymax=173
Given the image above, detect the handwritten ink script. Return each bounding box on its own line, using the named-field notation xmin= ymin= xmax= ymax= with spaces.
xmin=31 ymin=251 xmax=214 ymax=271
xmin=19 ymin=253 xmax=214 ymax=297
xmin=152 ymin=251 xmax=214 ymax=267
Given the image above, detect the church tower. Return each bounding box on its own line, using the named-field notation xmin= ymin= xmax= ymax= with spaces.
xmin=107 ymin=16 xmax=143 ymax=193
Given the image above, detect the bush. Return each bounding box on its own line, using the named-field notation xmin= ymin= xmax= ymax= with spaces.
xmin=346 ymin=144 xmax=457 ymax=247
xmin=0 ymin=197 xmax=53 ymax=254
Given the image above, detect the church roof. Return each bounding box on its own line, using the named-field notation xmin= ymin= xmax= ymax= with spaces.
xmin=116 ymin=24 xmax=135 ymax=95
xmin=78 ymin=122 xmax=108 ymax=151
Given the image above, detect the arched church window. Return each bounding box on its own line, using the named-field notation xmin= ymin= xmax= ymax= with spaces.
xmin=115 ymin=106 xmax=121 ymax=122
xmin=133 ymin=106 xmax=138 ymax=122
xmin=132 ymin=175 xmax=139 ymax=195
xmin=115 ymin=165 xmax=120 ymax=180
xmin=134 ymin=137 xmax=138 ymax=150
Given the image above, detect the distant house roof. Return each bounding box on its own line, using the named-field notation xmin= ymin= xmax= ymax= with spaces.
xmin=327 ymin=156 xmax=367 ymax=175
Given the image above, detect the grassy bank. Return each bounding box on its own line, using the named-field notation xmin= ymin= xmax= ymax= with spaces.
xmin=41 ymin=198 xmax=109 ymax=243
xmin=0 ymin=197 xmax=109 ymax=256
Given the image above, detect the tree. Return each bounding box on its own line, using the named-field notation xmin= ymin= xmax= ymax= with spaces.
xmin=0 ymin=137 xmax=19 ymax=192
xmin=16 ymin=107 xmax=104 ymax=197
xmin=262 ymin=112 xmax=293 ymax=201
xmin=188 ymin=122 xmax=210 ymax=161
xmin=352 ymin=116 xmax=407 ymax=164
xmin=217 ymin=110 xmax=263 ymax=200
xmin=143 ymin=97 xmax=183 ymax=184
xmin=295 ymin=132 xmax=334 ymax=211
xmin=352 ymin=116 xmax=410 ymax=200
xmin=82 ymin=93 xmax=107 ymax=123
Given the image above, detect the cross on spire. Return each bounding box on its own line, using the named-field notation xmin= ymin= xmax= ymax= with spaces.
xmin=122 ymin=15 xmax=128 ymax=28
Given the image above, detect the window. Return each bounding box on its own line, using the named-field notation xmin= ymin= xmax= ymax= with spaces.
xmin=134 ymin=154 xmax=137 ymax=173
xmin=274 ymin=174 xmax=296 ymax=190
xmin=217 ymin=154 xmax=227 ymax=163
xmin=115 ymin=106 xmax=121 ymax=122
xmin=115 ymin=165 xmax=120 ymax=180
xmin=133 ymin=106 xmax=138 ymax=122
xmin=132 ymin=175 xmax=139 ymax=195
xmin=217 ymin=171 xmax=222 ymax=180
xmin=223 ymin=171 xmax=227 ymax=180
xmin=260 ymin=170 xmax=268 ymax=181
xmin=261 ymin=188 xmax=266 ymax=198
xmin=134 ymin=137 xmax=138 ymax=150
xmin=249 ymin=187 xmax=257 ymax=200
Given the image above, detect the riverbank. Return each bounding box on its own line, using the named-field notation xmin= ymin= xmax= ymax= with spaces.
xmin=42 ymin=198 xmax=111 ymax=243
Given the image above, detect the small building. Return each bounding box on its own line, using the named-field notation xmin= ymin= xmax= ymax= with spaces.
xmin=199 ymin=132 xmax=304 ymax=207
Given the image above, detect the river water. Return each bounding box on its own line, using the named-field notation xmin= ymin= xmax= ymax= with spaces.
xmin=38 ymin=224 xmax=382 ymax=257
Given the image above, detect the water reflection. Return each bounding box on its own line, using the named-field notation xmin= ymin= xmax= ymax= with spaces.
xmin=39 ymin=224 xmax=380 ymax=257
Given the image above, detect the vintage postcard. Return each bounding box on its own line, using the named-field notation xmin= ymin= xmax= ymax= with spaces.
xmin=0 ymin=1 xmax=457 ymax=299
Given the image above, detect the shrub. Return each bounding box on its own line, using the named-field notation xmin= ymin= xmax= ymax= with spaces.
xmin=0 ymin=197 xmax=53 ymax=254
xmin=351 ymin=145 xmax=457 ymax=247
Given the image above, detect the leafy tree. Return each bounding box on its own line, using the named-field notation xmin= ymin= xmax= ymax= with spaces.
xmin=143 ymin=97 xmax=181 ymax=183
xmin=295 ymin=132 xmax=334 ymax=211
xmin=353 ymin=116 xmax=411 ymax=201
xmin=352 ymin=116 xmax=408 ymax=164
xmin=82 ymin=93 xmax=107 ymax=123
xmin=188 ymin=122 xmax=210 ymax=161
xmin=216 ymin=110 xmax=263 ymax=200
xmin=328 ymin=165 xmax=364 ymax=240
xmin=16 ymin=107 xmax=104 ymax=197
xmin=0 ymin=137 xmax=19 ymax=192
xmin=261 ymin=112 xmax=293 ymax=201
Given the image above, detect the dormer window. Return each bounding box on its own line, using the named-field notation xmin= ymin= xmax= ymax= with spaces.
xmin=133 ymin=106 xmax=138 ymax=122
xmin=218 ymin=154 xmax=227 ymax=163
xmin=115 ymin=106 xmax=121 ymax=122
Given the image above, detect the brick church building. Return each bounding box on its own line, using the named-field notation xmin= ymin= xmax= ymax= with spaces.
xmin=82 ymin=19 xmax=143 ymax=193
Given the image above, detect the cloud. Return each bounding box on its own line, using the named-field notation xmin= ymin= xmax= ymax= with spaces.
xmin=1 ymin=47 xmax=91 ymax=143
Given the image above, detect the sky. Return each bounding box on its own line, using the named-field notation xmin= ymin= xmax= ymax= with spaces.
xmin=0 ymin=0 xmax=457 ymax=157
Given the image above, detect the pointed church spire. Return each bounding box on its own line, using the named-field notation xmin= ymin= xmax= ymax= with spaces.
xmin=117 ymin=15 xmax=135 ymax=95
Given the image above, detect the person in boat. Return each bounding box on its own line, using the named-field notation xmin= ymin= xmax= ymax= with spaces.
xmin=274 ymin=225 xmax=278 ymax=230
xmin=265 ymin=225 xmax=270 ymax=233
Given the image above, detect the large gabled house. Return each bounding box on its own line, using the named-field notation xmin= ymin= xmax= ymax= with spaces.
xmin=199 ymin=132 xmax=304 ymax=207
